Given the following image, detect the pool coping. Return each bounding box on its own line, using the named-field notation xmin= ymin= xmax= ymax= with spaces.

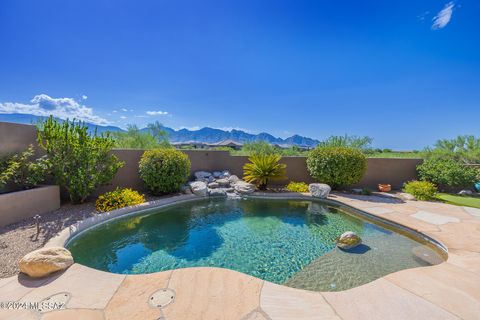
xmin=4 ymin=192 xmax=480 ymax=319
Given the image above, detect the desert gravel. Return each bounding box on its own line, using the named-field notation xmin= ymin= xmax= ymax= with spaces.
xmin=0 ymin=196 xmax=163 ymax=279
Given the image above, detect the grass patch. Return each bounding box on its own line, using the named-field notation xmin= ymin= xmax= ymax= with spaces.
xmin=436 ymin=193 xmax=480 ymax=209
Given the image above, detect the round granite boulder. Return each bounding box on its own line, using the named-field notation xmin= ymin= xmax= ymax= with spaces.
xmin=18 ymin=247 xmax=74 ymax=278
xmin=309 ymin=183 xmax=331 ymax=198
xmin=336 ymin=231 xmax=362 ymax=250
xmin=234 ymin=181 xmax=256 ymax=194
xmin=189 ymin=181 xmax=208 ymax=196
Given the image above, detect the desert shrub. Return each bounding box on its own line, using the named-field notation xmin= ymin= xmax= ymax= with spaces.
xmin=139 ymin=148 xmax=190 ymax=195
xmin=403 ymin=181 xmax=437 ymax=201
xmin=112 ymin=122 xmax=171 ymax=149
xmin=316 ymin=135 xmax=373 ymax=152
xmin=95 ymin=188 xmax=145 ymax=212
xmin=424 ymin=135 xmax=480 ymax=164
xmin=307 ymin=146 xmax=367 ymax=189
xmin=0 ymin=145 xmax=49 ymax=190
xmin=417 ymin=158 xmax=478 ymax=191
xmin=243 ymin=153 xmax=286 ymax=190
xmin=241 ymin=141 xmax=279 ymax=156
xmin=286 ymin=181 xmax=309 ymax=193
xmin=37 ymin=116 xmax=124 ymax=204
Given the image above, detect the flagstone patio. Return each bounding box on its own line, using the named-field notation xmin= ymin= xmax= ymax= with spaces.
xmin=1 ymin=193 xmax=479 ymax=320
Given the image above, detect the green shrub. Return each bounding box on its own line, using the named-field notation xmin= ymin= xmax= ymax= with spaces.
xmin=112 ymin=122 xmax=171 ymax=149
xmin=0 ymin=145 xmax=49 ymax=190
xmin=37 ymin=116 xmax=124 ymax=204
xmin=306 ymin=147 xmax=367 ymax=188
xmin=241 ymin=141 xmax=279 ymax=156
xmin=139 ymin=148 xmax=190 ymax=195
xmin=243 ymin=153 xmax=286 ymax=190
xmin=417 ymin=158 xmax=478 ymax=191
xmin=403 ymin=181 xmax=437 ymax=200
xmin=316 ymin=135 xmax=373 ymax=152
xmin=95 ymin=188 xmax=145 ymax=212
xmin=286 ymin=181 xmax=309 ymax=193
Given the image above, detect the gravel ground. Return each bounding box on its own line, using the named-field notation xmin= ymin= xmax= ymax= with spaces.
xmin=0 ymin=202 xmax=97 ymax=279
xmin=0 ymin=196 xmax=163 ymax=279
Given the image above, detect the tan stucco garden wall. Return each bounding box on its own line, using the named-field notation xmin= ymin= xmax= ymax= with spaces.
xmin=0 ymin=185 xmax=60 ymax=227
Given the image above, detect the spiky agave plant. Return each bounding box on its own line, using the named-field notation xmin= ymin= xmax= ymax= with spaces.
xmin=243 ymin=153 xmax=287 ymax=190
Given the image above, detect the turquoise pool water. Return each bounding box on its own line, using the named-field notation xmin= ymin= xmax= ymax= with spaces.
xmin=67 ymin=198 xmax=444 ymax=291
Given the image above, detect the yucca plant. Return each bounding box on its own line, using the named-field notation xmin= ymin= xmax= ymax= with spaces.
xmin=243 ymin=154 xmax=287 ymax=190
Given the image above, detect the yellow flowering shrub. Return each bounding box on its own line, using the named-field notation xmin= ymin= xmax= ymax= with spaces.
xmin=95 ymin=188 xmax=145 ymax=212
xmin=286 ymin=181 xmax=309 ymax=193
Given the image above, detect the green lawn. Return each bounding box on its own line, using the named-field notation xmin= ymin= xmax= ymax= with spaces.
xmin=436 ymin=193 xmax=480 ymax=209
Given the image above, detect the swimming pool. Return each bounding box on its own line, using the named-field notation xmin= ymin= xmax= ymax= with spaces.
xmin=67 ymin=197 xmax=445 ymax=291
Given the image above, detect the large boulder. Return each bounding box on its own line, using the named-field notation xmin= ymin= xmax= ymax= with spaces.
xmin=234 ymin=181 xmax=256 ymax=194
xmin=228 ymin=175 xmax=240 ymax=185
xmin=309 ymin=183 xmax=331 ymax=198
xmin=207 ymin=182 xmax=220 ymax=189
xmin=212 ymin=171 xmax=223 ymax=178
xmin=18 ymin=247 xmax=74 ymax=278
xmin=209 ymin=188 xmax=227 ymax=197
xmin=216 ymin=178 xmax=230 ymax=187
xmin=189 ymin=181 xmax=208 ymax=197
xmin=336 ymin=231 xmax=362 ymax=250
xmin=194 ymin=171 xmax=212 ymax=181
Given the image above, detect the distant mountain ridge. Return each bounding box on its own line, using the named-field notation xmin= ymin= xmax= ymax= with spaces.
xmin=0 ymin=113 xmax=320 ymax=147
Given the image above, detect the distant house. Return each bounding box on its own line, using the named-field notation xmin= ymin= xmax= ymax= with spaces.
xmin=172 ymin=141 xmax=207 ymax=149
xmin=209 ymin=139 xmax=244 ymax=150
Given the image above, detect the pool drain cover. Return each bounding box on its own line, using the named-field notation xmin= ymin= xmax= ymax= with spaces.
xmin=149 ymin=289 xmax=175 ymax=309
xmin=37 ymin=292 xmax=70 ymax=313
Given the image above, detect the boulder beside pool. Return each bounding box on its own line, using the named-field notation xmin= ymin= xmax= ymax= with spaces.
xmin=18 ymin=247 xmax=74 ymax=278
xmin=189 ymin=181 xmax=208 ymax=196
xmin=309 ymin=183 xmax=331 ymax=198
xmin=336 ymin=231 xmax=362 ymax=250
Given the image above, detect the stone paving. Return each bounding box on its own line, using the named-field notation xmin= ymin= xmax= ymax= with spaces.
xmin=0 ymin=193 xmax=479 ymax=319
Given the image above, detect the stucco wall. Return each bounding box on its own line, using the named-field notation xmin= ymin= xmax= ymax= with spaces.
xmin=0 ymin=122 xmax=39 ymax=156
xmin=0 ymin=185 xmax=60 ymax=227
xmin=0 ymin=121 xmax=421 ymax=197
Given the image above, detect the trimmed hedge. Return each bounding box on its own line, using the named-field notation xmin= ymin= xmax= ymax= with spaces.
xmin=307 ymin=147 xmax=367 ymax=188
xmin=139 ymin=148 xmax=190 ymax=195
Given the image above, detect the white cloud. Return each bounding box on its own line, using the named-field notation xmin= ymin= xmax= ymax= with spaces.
xmin=112 ymin=110 xmax=117 ymax=113
xmin=146 ymin=110 xmax=169 ymax=116
xmin=0 ymin=94 xmax=110 ymax=125
xmin=121 ymin=108 xmax=128 ymax=112
xmin=120 ymin=116 xmax=127 ymax=119
xmin=82 ymin=95 xmax=88 ymax=100
xmin=432 ymin=2 xmax=455 ymax=30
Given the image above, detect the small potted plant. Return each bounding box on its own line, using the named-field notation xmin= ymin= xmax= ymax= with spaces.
xmin=378 ymin=184 xmax=391 ymax=192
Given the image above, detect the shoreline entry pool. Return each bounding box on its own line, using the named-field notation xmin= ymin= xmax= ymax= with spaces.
xmin=67 ymin=198 xmax=445 ymax=291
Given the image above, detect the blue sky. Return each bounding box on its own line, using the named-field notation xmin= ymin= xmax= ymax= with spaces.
xmin=0 ymin=0 xmax=479 ymax=149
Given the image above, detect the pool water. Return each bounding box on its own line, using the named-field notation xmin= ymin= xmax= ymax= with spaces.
xmin=67 ymin=198 xmax=445 ymax=291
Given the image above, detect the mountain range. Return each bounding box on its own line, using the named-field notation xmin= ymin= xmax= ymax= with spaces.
xmin=0 ymin=113 xmax=320 ymax=147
